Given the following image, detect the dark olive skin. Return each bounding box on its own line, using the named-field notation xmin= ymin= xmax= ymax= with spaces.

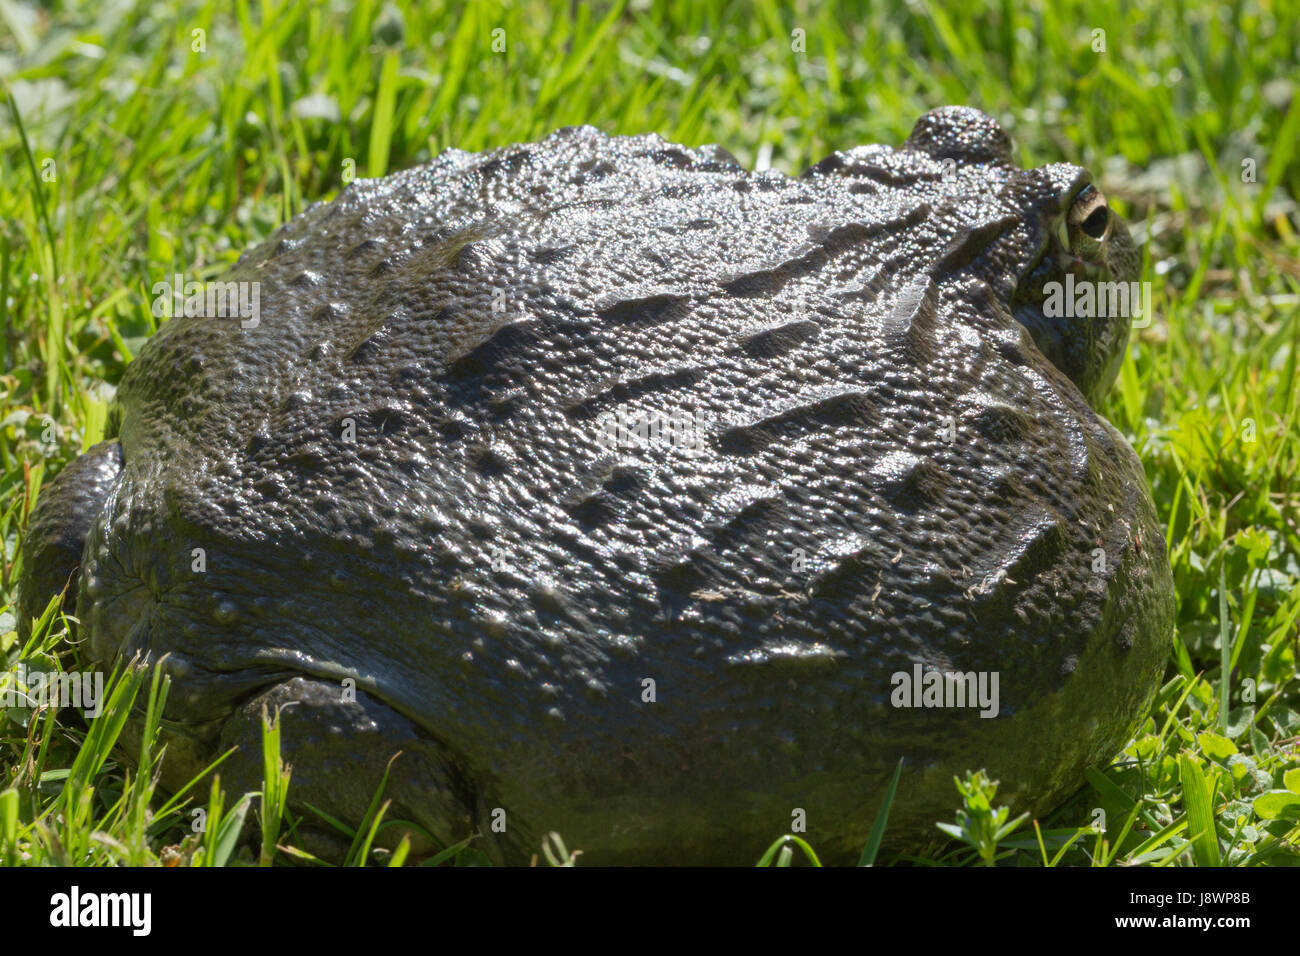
xmin=20 ymin=108 xmax=1172 ymax=864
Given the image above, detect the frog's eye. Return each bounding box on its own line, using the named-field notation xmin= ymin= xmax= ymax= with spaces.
xmin=1065 ymin=185 xmax=1112 ymax=260
xmin=1079 ymin=202 xmax=1110 ymax=239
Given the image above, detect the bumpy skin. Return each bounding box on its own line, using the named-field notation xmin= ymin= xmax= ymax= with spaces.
xmin=20 ymin=441 xmax=123 ymax=622
xmin=20 ymin=108 xmax=1173 ymax=864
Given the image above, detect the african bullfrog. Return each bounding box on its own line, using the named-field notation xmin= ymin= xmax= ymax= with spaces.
xmin=20 ymin=107 xmax=1174 ymax=864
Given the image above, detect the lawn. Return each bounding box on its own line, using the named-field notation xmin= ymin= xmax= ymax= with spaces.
xmin=1 ymin=0 xmax=1297 ymax=866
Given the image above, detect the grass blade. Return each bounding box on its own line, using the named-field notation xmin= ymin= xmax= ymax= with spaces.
xmin=859 ymin=757 xmax=904 ymax=866
xmin=1179 ymin=754 xmax=1221 ymax=867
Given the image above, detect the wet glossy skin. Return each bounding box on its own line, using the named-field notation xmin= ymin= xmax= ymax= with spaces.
xmin=20 ymin=108 xmax=1174 ymax=864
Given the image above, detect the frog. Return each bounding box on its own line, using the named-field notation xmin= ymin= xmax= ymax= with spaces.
xmin=19 ymin=107 xmax=1174 ymax=864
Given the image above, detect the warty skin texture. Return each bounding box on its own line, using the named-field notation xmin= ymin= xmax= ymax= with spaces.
xmin=20 ymin=108 xmax=1173 ymax=864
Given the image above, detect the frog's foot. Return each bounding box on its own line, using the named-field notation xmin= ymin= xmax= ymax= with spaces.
xmin=214 ymin=677 xmax=477 ymax=863
xmin=18 ymin=440 xmax=123 ymax=638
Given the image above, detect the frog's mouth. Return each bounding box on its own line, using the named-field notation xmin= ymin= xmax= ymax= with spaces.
xmin=1010 ymin=184 xmax=1142 ymax=407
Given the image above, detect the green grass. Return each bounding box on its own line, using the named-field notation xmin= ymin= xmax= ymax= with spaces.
xmin=1 ymin=0 xmax=1298 ymax=866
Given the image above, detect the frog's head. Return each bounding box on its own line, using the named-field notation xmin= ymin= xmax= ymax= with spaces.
xmin=1004 ymin=174 xmax=1142 ymax=408
xmin=902 ymin=107 xmax=1142 ymax=407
